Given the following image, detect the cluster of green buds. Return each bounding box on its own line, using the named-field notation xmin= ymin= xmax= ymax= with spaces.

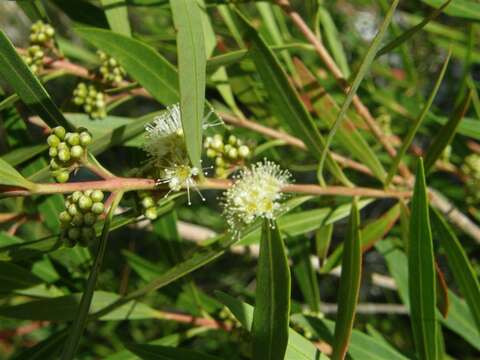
xmin=138 ymin=191 xmax=158 ymax=220
xmin=21 ymin=21 xmax=55 ymax=74
xmin=97 ymin=50 xmax=126 ymax=84
xmin=47 ymin=126 xmax=92 ymax=183
xmin=29 ymin=20 xmax=55 ymax=45
xmin=59 ymin=190 xmax=105 ymax=247
xmin=22 ymin=45 xmax=44 ymax=74
xmin=204 ymin=134 xmax=251 ymax=177
xmin=462 ymin=153 xmax=480 ymax=204
xmin=73 ymin=82 xmax=107 ymax=119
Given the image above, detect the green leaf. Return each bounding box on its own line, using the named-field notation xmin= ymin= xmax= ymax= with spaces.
xmin=331 ymin=199 xmax=362 ymax=360
xmin=424 ymin=90 xmax=473 ymax=172
xmin=100 ymin=0 xmax=132 ymax=36
xmin=421 ymin=0 xmax=480 ymax=20
xmin=294 ymin=59 xmax=386 ymax=182
xmin=430 ymin=208 xmax=480 ymax=334
xmin=408 ymin=159 xmax=438 ymax=360
xmin=50 ymin=0 xmax=108 ymax=27
xmin=215 ymin=291 xmax=328 ymax=360
xmin=61 ymin=192 xmax=124 ymax=360
xmin=386 ymin=50 xmax=451 ymax=184
xmin=233 ymin=9 xmax=351 ymax=186
xmin=126 ymin=344 xmax=221 ymax=360
xmin=0 ymin=291 xmax=160 ymax=321
xmin=0 ymin=261 xmax=42 ymax=292
xmin=376 ymin=0 xmax=452 ymax=58
xmin=317 ymin=0 xmax=399 ymax=181
xmin=376 ymin=239 xmax=480 ymax=351
xmin=290 ymin=236 xmax=321 ymax=313
xmin=2 ymin=144 xmax=48 ymax=167
xmin=11 ymin=329 xmax=67 ymax=360
xmin=252 ymin=219 xmax=291 ymax=360
xmin=0 ymin=30 xmax=71 ymax=130
xmin=75 ymin=27 xmax=179 ymax=105
xmin=16 ymin=0 xmax=49 ymax=22
xmin=321 ymin=203 xmax=400 ymax=274
xmin=170 ymin=0 xmax=206 ymax=168
xmin=292 ymin=314 xmax=408 ymax=360
xmin=0 ymin=157 xmax=35 ymax=190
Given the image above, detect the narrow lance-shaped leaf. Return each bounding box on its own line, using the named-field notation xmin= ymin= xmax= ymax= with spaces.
xmin=331 ymin=199 xmax=362 ymax=360
xmin=252 ymin=219 xmax=291 ymax=360
xmin=75 ymin=27 xmax=179 ymax=106
xmin=60 ymin=192 xmax=124 ymax=360
xmin=99 ymin=0 xmax=131 ymax=36
xmin=233 ymin=8 xmax=351 ymax=186
xmin=170 ymin=0 xmax=206 ymax=169
xmin=317 ymin=0 xmax=399 ymax=181
xmin=408 ymin=158 xmax=438 ymax=360
xmin=0 ymin=157 xmax=35 ymax=190
xmin=424 ymin=90 xmax=473 ymax=172
xmin=386 ymin=49 xmax=451 ymax=184
xmin=0 ymin=30 xmax=71 ymax=130
xmin=430 ymin=208 xmax=480 ymax=334
xmin=376 ymin=0 xmax=452 ymax=58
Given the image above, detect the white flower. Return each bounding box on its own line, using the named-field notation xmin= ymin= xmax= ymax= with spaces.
xmin=156 ymin=163 xmax=204 ymax=205
xmin=143 ymin=103 xmax=222 ymax=166
xmin=223 ymin=160 xmax=291 ymax=233
xmin=144 ymin=103 xmax=185 ymax=164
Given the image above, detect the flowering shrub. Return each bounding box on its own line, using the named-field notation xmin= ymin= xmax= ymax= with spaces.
xmin=0 ymin=1 xmax=479 ymax=359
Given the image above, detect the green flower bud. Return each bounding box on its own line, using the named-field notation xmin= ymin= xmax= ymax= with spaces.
xmin=53 ymin=126 xmax=66 ymax=139
xmin=58 ymin=148 xmax=71 ymax=162
xmin=67 ymin=133 xmax=80 ymax=146
xmin=227 ymin=148 xmax=238 ymax=160
xmin=55 ymin=171 xmax=69 ymax=183
xmin=228 ymin=135 xmax=237 ymax=145
xmin=47 ymin=134 xmax=60 ymax=147
xmin=57 ymin=142 xmax=68 ymax=150
xmin=238 ymin=145 xmax=250 ymax=158
xmin=84 ymin=189 xmax=93 ymax=197
xmin=68 ymin=203 xmax=79 ymax=216
xmin=71 ymin=213 xmax=84 ymax=226
xmin=49 ymin=158 xmax=61 ymax=170
xmin=83 ymin=212 xmax=97 ymax=226
xmin=67 ymin=227 xmax=81 ymax=241
xmin=78 ymin=195 xmax=93 ymax=210
xmin=80 ymin=132 xmax=92 ymax=146
xmin=59 ymin=211 xmax=72 ymax=223
xmin=145 ymin=207 xmax=158 ymax=220
xmin=90 ymin=190 xmax=104 ymax=202
xmin=71 ymin=191 xmax=82 ymax=202
xmin=206 ymin=149 xmax=217 ymax=158
xmin=215 ymin=157 xmax=225 ymax=166
xmin=70 ymin=145 xmax=84 ymax=159
xmin=91 ymin=202 xmax=105 ymax=214
xmin=141 ymin=197 xmax=155 ymax=209
xmin=81 ymin=226 xmax=96 ymax=242
xmin=49 ymin=147 xmax=58 ymax=157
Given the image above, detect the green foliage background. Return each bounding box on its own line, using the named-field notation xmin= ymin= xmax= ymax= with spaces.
xmin=0 ymin=0 xmax=479 ymax=359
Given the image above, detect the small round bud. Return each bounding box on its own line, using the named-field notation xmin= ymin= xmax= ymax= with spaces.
xmin=211 ymin=137 xmax=223 ymax=151
xmin=78 ymin=195 xmax=93 ymax=210
xmin=67 ymin=203 xmax=79 ymax=216
xmin=84 ymin=189 xmax=93 ymax=197
xmin=71 ymin=191 xmax=82 ymax=202
xmin=91 ymin=202 xmax=105 ymax=214
xmin=228 ymin=135 xmax=237 ymax=145
xmin=145 ymin=207 xmax=158 ymax=220
xmin=227 ymin=148 xmax=238 ymax=160
xmin=47 ymin=134 xmax=60 ymax=147
xmin=49 ymin=147 xmax=58 ymax=157
xmin=215 ymin=157 xmax=225 ymax=166
xmin=67 ymin=227 xmax=81 ymax=241
xmin=55 ymin=171 xmax=69 ymax=183
xmin=59 ymin=211 xmax=72 ymax=223
xmin=71 ymin=213 xmax=84 ymax=226
xmin=67 ymin=133 xmax=80 ymax=146
xmin=70 ymin=145 xmax=84 ymax=159
xmin=141 ymin=197 xmax=155 ymax=209
xmin=206 ymin=149 xmax=217 ymax=158
xmin=57 ymin=142 xmax=68 ymax=150
xmin=81 ymin=227 xmax=96 ymax=242
xmin=80 ymin=132 xmax=92 ymax=146
xmin=83 ymin=212 xmax=97 ymax=226
xmin=53 ymin=126 xmax=66 ymax=139
xmin=58 ymin=148 xmax=71 ymax=162
xmin=238 ymin=145 xmax=250 ymax=158
xmin=90 ymin=190 xmax=104 ymax=202
xmin=50 ymin=158 xmax=61 ymax=170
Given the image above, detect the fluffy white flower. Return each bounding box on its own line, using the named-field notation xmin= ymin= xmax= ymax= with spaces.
xmin=143 ymin=103 xmax=185 ymax=164
xmin=157 ymin=164 xmax=204 ymax=205
xmin=223 ymin=160 xmax=291 ymax=233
